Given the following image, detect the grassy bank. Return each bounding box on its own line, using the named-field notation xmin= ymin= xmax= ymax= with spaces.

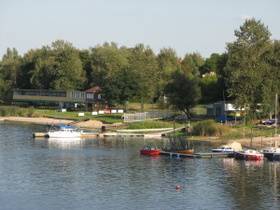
xmin=0 ymin=106 xmax=123 ymax=124
xmin=168 ymin=119 xmax=276 ymax=142
xmin=0 ymin=106 xmax=39 ymax=117
xmin=126 ymin=120 xmax=182 ymax=129
xmin=1 ymin=105 xmax=275 ymax=139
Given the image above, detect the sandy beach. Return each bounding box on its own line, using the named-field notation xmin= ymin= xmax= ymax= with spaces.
xmin=0 ymin=116 xmax=104 ymax=129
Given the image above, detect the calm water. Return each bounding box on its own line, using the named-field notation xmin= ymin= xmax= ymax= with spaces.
xmin=0 ymin=123 xmax=279 ymax=210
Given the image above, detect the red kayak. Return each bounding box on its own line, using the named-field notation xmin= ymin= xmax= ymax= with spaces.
xmin=140 ymin=146 xmax=161 ymax=156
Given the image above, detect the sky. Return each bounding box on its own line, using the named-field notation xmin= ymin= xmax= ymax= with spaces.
xmin=0 ymin=0 xmax=280 ymax=58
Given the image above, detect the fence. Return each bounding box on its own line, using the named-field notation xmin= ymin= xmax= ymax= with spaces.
xmin=123 ymin=111 xmax=174 ymax=123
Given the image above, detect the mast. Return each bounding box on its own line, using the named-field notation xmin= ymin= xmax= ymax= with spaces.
xmin=275 ymin=93 xmax=278 ymax=147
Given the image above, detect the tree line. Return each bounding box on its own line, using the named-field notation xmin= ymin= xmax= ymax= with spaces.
xmin=0 ymin=19 xmax=280 ymax=117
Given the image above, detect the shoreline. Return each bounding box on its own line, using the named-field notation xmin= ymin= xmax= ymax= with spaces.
xmin=2 ymin=116 xmax=280 ymax=148
xmin=0 ymin=116 xmax=104 ymax=129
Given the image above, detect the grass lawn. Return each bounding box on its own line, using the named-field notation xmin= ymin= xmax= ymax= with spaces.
xmin=220 ymin=125 xmax=275 ymax=140
xmin=126 ymin=120 xmax=183 ymax=129
xmin=34 ymin=109 xmax=123 ymax=123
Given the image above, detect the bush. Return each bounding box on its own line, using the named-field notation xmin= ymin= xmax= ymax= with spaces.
xmin=192 ymin=120 xmax=230 ymax=136
xmin=0 ymin=106 xmax=36 ymax=117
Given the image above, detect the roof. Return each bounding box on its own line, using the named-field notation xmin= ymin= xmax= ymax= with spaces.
xmin=85 ymin=86 xmax=102 ymax=93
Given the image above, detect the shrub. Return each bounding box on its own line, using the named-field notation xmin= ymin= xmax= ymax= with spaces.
xmin=0 ymin=106 xmax=36 ymax=117
xmin=192 ymin=120 xmax=230 ymax=136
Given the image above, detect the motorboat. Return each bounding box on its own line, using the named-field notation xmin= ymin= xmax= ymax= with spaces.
xmin=140 ymin=146 xmax=161 ymax=156
xmin=262 ymin=147 xmax=280 ymax=161
xmin=47 ymin=124 xmax=82 ymax=138
xmin=234 ymin=149 xmax=264 ymax=161
xmin=212 ymin=145 xmax=234 ymax=153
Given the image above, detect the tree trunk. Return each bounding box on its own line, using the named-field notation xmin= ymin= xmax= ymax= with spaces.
xmin=141 ymin=97 xmax=144 ymax=112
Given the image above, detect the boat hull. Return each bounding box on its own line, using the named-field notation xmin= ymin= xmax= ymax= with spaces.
xmin=263 ymin=152 xmax=280 ymax=161
xmin=212 ymin=149 xmax=234 ymax=153
xmin=140 ymin=149 xmax=161 ymax=156
xmin=47 ymin=131 xmax=81 ymax=138
xmin=234 ymin=152 xmax=264 ymax=161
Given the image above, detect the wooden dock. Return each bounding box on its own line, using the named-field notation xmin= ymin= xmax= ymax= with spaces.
xmin=195 ymin=152 xmax=233 ymax=158
xmin=160 ymin=151 xmax=198 ymax=158
xmin=160 ymin=151 xmax=233 ymax=159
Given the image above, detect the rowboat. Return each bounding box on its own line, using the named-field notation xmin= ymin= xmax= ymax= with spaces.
xmin=140 ymin=146 xmax=161 ymax=156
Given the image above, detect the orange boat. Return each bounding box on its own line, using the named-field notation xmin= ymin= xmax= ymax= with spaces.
xmin=177 ymin=149 xmax=194 ymax=155
xmin=140 ymin=146 xmax=161 ymax=156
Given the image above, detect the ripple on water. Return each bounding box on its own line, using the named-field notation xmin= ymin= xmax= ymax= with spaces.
xmin=0 ymin=123 xmax=280 ymax=210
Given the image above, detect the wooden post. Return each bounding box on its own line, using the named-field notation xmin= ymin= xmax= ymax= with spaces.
xmin=275 ymin=93 xmax=278 ymax=147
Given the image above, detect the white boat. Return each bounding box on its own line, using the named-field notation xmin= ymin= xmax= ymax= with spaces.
xmin=212 ymin=145 xmax=234 ymax=153
xmin=47 ymin=124 xmax=82 ymax=138
xmin=234 ymin=149 xmax=264 ymax=161
xmin=262 ymin=147 xmax=280 ymax=161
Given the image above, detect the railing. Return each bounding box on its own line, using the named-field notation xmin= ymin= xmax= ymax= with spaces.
xmin=123 ymin=111 xmax=174 ymax=122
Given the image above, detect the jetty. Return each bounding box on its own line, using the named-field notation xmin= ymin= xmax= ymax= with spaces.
xmin=160 ymin=151 xmax=233 ymax=159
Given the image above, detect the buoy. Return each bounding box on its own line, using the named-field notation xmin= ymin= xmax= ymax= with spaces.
xmin=176 ymin=185 xmax=181 ymax=190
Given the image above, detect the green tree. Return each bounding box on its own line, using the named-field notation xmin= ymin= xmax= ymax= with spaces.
xmin=200 ymin=74 xmax=220 ymax=103
xmin=128 ymin=44 xmax=158 ymax=111
xmin=199 ymin=53 xmax=220 ymax=75
xmin=87 ymin=43 xmax=131 ymax=105
xmin=156 ymin=48 xmax=180 ymax=99
xmin=164 ymin=70 xmax=201 ymax=118
xmin=181 ymin=53 xmax=204 ymax=76
xmin=262 ymin=40 xmax=280 ymax=114
xmin=50 ymin=40 xmax=85 ymax=89
xmin=0 ymin=48 xmax=21 ymax=102
xmin=226 ymin=19 xmax=272 ymax=115
xmin=23 ymin=40 xmax=85 ymax=90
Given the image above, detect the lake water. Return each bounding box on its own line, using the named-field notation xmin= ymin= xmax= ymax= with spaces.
xmin=0 ymin=123 xmax=279 ymax=210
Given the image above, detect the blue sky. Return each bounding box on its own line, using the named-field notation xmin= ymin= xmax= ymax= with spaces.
xmin=0 ymin=0 xmax=279 ymax=58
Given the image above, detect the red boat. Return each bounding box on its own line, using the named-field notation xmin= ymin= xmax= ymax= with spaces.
xmin=140 ymin=146 xmax=161 ymax=156
xmin=234 ymin=149 xmax=264 ymax=161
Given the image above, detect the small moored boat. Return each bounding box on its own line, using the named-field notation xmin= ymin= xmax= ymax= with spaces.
xmin=212 ymin=145 xmax=234 ymax=153
xmin=262 ymin=147 xmax=280 ymax=161
xmin=140 ymin=146 xmax=161 ymax=156
xmin=177 ymin=149 xmax=194 ymax=154
xmin=47 ymin=124 xmax=82 ymax=138
xmin=234 ymin=149 xmax=264 ymax=161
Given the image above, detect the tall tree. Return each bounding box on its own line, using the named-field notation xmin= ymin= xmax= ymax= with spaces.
xmin=164 ymin=70 xmax=201 ymax=118
xmin=87 ymin=42 xmax=131 ymax=105
xmin=181 ymin=53 xmax=204 ymax=76
xmin=262 ymin=40 xmax=280 ymax=114
xmin=0 ymin=48 xmax=21 ymax=102
xmin=24 ymin=40 xmax=85 ymax=90
xmin=128 ymin=44 xmax=158 ymax=111
xmin=199 ymin=53 xmax=221 ymax=75
xmin=156 ymin=48 xmax=180 ymax=100
xmin=50 ymin=40 xmax=85 ymax=89
xmin=226 ymin=19 xmax=272 ymax=115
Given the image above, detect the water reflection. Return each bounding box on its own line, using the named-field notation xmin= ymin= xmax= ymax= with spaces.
xmin=2 ymin=123 xmax=280 ymax=210
xmin=47 ymin=138 xmax=85 ymax=149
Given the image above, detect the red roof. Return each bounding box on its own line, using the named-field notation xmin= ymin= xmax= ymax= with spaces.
xmin=85 ymin=86 xmax=102 ymax=93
